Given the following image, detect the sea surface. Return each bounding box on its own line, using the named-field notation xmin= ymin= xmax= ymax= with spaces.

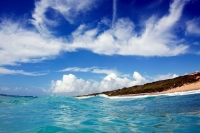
xmin=0 ymin=91 xmax=200 ymax=133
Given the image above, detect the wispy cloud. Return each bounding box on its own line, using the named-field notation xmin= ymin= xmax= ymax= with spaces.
xmin=112 ymin=0 xmax=117 ymax=27
xmin=58 ymin=67 xmax=118 ymax=75
xmin=0 ymin=67 xmax=47 ymax=76
xmin=51 ymin=71 xmax=147 ymax=96
xmin=0 ymin=0 xmax=192 ymax=69
xmin=186 ymin=18 xmax=200 ymax=35
xmin=92 ymin=68 xmax=117 ymax=75
xmin=68 ymin=0 xmax=189 ymax=56
xmin=31 ymin=0 xmax=97 ymax=36
xmin=0 ymin=19 xmax=70 ymax=66
xmin=58 ymin=67 xmax=94 ymax=73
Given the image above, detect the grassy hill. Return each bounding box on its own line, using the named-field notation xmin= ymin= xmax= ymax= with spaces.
xmin=76 ymin=72 xmax=200 ymax=97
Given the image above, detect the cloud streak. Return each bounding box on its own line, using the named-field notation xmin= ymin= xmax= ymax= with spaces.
xmin=58 ymin=67 xmax=118 ymax=75
xmin=31 ymin=0 xmax=96 ymax=35
xmin=0 ymin=67 xmax=47 ymax=76
xmin=112 ymin=0 xmax=117 ymax=27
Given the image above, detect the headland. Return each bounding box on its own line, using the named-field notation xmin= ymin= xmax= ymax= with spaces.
xmin=76 ymin=72 xmax=200 ymax=97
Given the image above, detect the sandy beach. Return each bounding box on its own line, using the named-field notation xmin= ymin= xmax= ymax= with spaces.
xmin=160 ymin=80 xmax=200 ymax=94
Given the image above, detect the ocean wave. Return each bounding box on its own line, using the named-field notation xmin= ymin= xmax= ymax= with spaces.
xmin=1 ymin=91 xmax=200 ymax=132
xmin=76 ymin=95 xmax=95 ymax=99
xmin=76 ymin=94 xmax=109 ymax=99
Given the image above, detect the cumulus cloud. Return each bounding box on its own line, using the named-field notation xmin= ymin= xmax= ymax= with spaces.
xmin=186 ymin=18 xmax=200 ymax=35
xmin=154 ymin=73 xmax=178 ymax=81
xmin=0 ymin=67 xmax=47 ymax=76
xmin=67 ymin=0 xmax=189 ymax=56
xmin=51 ymin=71 xmax=147 ymax=96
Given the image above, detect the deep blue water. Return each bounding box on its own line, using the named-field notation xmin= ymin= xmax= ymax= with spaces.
xmin=0 ymin=93 xmax=200 ymax=133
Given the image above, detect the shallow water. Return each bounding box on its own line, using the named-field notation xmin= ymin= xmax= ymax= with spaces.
xmin=0 ymin=93 xmax=200 ymax=133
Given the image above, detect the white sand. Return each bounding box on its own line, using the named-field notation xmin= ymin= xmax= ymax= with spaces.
xmin=161 ymin=81 xmax=200 ymax=94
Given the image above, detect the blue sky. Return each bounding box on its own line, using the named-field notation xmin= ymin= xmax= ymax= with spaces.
xmin=0 ymin=0 xmax=200 ymax=96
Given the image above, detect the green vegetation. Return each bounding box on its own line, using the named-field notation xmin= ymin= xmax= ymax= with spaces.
xmin=76 ymin=72 xmax=200 ymax=97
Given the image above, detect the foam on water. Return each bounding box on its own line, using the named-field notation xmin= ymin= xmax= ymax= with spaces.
xmin=76 ymin=95 xmax=96 ymax=99
xmin=161 ymin=89 xmax=200 ymax=96
xmin=76 ymin=94 xmax=109 ymax=99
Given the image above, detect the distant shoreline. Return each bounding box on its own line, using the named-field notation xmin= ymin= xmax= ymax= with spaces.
xmin=76 ymin=72 xmax=200 ymax=98
xmin=113 ymin=81 xmax=200 ymax=97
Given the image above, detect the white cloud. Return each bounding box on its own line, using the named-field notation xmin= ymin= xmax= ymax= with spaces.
xmin=58 ymin=67 xmax=118 ymax=75
xmin=68 ymin=0 xmax=189 ymax=56
xmin=51 ymin=74 xmax=92 ymax=95
xmin=51 ymin=71 xmax=147 ymax=96
xmin=0 ymin=67 xmax=47 ymax=76
xmin=58 ymin=67 xmax=94 ymax=72
xmin=154 ymin=73 xmax=178 ymax=81
xmin=0 ymin=0 xmax=191 ymax=70
xmin=30 ymin=0 xmax=189 ymax=57
xmin=0 ymin=19 xmax=71 ymax=66
xmin=186 ymin=18 xmax=200 ymax=35
xmin=92 ymin=68 xmax=117 ymax=75
xmin=31 ymin=0 xmax=96 ymax=35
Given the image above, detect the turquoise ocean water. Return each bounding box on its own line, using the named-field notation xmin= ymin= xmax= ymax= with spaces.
xmin=0 ymin=91 xmax=200 ymax=133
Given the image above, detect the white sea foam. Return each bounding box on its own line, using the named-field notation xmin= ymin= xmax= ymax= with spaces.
xmin=161 ymin=89 xmax=200 ymax=96
xmin=108 ymin=95 xmax=156 ymax=99
xmin=76 ymin=94 xmax=110 ymax=99
xmin=98 ymin=94 xmax=109 ymax=98
xmin=76 ymin=95 xmax=95 ymax=99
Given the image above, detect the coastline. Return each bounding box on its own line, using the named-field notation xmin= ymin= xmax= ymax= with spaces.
xmin=76 ymin=72 xmax=200 ymax=98
xmin=111 ymin=81 xmax=200 ymax=98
